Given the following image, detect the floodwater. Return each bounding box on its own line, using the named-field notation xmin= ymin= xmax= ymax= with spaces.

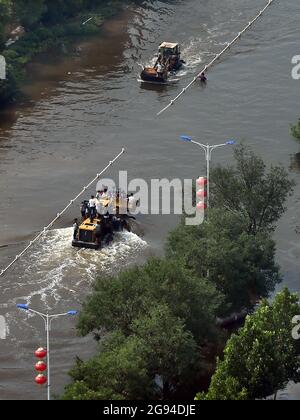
xmin=0 ymin=0 xmax=300 ymax=399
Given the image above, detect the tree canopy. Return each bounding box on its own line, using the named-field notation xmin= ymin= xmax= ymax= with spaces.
xmin=197 ymin=288 xmax=300 ymax=400
xmin=167 ymin=209 xmax=282 ymax=314
xmin=62 ymin=146 xmax=295 ymax=400
xmin=77 ymin=257 xmax=223 ymax=345
xmin=0 ymin=0 xmax=12 ymax=47
xmin=65 ymin=257 xmax=224 ymax=399
xmin=291 ymin=118 xmax=300 ymax=143
xmin=0 ymin=0 xmax=128 ymax=105
xmin=6 ymin=1 xmax=112 ymax=30
xmin=63 ymin=306 xmax=201 ymax=400
xmin=211 ymin=144 xmax=295 ymax=235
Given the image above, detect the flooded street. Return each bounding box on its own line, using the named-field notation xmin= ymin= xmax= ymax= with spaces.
xmin=0 ymin=0 xmax=300 ymax=399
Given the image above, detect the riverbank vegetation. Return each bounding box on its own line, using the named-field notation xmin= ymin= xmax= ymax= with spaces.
xmin=62 ymin=145 xmax=299 ymax=400
xmin=291 ymin=118 xmax=300 ymax=143
xmin=0 ymin=0 xmax=136 ymax=106
xmin=197 ymin=289 xmax=300 ymax=400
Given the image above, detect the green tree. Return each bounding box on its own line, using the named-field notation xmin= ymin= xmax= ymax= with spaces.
xmin=197 ymin=288 xmax=300 ymax=400
xmin=291 ymin=118 xmax=300 ymax=143
xmin=77 ymin=257 xmax=223 ymax=344
xmin=211 ymin=144 xmax=295 ymax=235
xmin=65 ymin=258 xmax=224 ymax=400
xmin=62 ymin=331 xmax=153 ymax=400
xmin=0 ymin=0 xmax=127 ymax=106
xmin=42 ymin=0 xmax=84 ymax=24
xmin=131 ymin=305 xmax=199 ymax=399
xmin=167 ymin=209 xmax=281 ymax=314
xmin=0 ymin=0 xmax=12 ymax=48
xmin=63 ymin=306 xmax=200 ymax=400
xmin=13 ymin=0 xmax=47 ymax=29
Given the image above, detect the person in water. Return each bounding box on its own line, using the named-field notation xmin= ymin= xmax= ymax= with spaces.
xmin=199 ymin=72 xmax=207 ymax=83
xmin=73 ymin=219 xmax=79 ymax=240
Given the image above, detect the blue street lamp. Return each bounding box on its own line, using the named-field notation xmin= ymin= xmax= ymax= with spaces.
xmin=17 ymin=304 xmax=77 ymax=401
xmin=17 ymin=304 xmax=29 ymax=311
xmin=180 ymin=135 xmax=193 ymax=142
xmin=67 ymin=311 xmax=78 ymax=316
xmin=180 ymin=135 xmax=236 ymax=208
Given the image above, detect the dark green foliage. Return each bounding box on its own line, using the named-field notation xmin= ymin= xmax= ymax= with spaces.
xmin=77 ymin=257 xmax=223 ymax=345
xmin=12 ymin=1 xmax=123 ymax=28
xmin=0 ymin=0 xmax=12 ymax=48
xmin=63 ymin=306 xmax=201 ymax=400
xmin=14 ymin=0 xmax=47 ymax=29
xmin=64 ymin=258 xmax=224 ymax=400
xmin=291 ymin=118 xmax=300 ymax=142
xmin=197 ymin=289 xmax=300 ymax=400
xmin=63 ymin=146 xmax=294 ymax=400
xmin=0 ymin=61 xmax=17 ymax=103
xmin=0 ymin=0 xmax=126 ymax=106
xmin=167 ymin=209 xmax=282 ymax=315
xmin=211 ymin=144 xmax=295 ymax=235
xmin=167 ymin=146 xmax=293 ymax=314
xmin=63 ymin=332 xmax=154 ymax=400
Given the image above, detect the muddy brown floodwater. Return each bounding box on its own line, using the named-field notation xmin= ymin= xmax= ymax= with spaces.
xmin=0 ymin=0 xmax=300 ymax=400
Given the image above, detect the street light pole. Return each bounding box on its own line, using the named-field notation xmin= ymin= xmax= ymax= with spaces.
xmin=180 ymin=136 xmax=236 ymax=209
xmin=206 ymin=146 xmax=211 ymax=209
xmin=17 ymin=304 xmax=77 ymax=401
xmin=46 ymin=314 xmax=50 ymax=402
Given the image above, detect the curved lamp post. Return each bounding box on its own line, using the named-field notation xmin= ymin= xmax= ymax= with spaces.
xmin=180 ymin=136 xmax=236 ymax=209
xmin=17 ymin=304 xmax=77 ymax=401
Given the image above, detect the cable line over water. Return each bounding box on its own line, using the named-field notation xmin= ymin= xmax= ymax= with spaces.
xmin=157 ymin=0 xmax=276 ymax=116
xmin=0 ymin=1 xmax=276 ymax=277
xmin=0 ymin=149 xmax=125 ymax=278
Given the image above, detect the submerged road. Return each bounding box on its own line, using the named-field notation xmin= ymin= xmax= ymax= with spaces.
xmin=0 ymin=0 xmax=299 ymax=399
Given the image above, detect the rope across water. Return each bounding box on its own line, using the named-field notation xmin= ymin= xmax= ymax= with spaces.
xmin=0 ymin=2 xmax=277 ymax=277
xmin=157 ymin=0 xmax=276 ymax=116
xmin=0 ymin=149 xmax=125 ymax=278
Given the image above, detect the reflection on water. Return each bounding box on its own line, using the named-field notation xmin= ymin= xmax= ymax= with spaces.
xmin=290 ymin=152 xmax=300 ymax=173
xmin=0 ymin=0 xmax=300 ymax=400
